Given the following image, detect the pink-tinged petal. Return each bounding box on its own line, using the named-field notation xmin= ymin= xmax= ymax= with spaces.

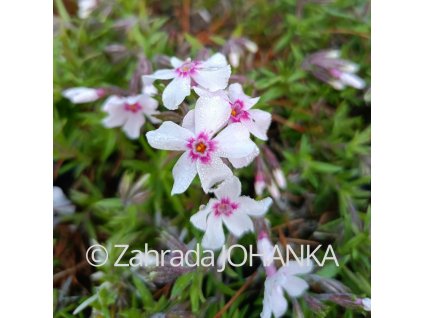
xmin=190 ymin=199 xmax=216 ymax=231
xmin=201 ymin=52 xmax=229 ymax=68
xmin=282 ymin=276 xmax=309 ymax=298
xmin=122 ymin=115 xmax=145 ymax=139
xmin=182 ymin=109 xmax=195 ymax=133
xmin=228 ymin=145 xmax=259 ymax=168
xmin=213 ymin=175 xmax=241 ymax=199
xmin=162 ymin=76 xmax=191 ymax=110
xmin=197 ymin=156 xmax=233 ymax=193
xmin=192 ymin=65 xmax=231 ymax=92
xmin=170 ymin=57 xmax=184 ymax=68
xmin=280 ymin=260 xmax=314 ymax=276
xmin=202 ymin=215 xmax=225 ymax=250
xmin=171 ymin=151 xmax=198 ymax=195
xmin=237 ymin=196 xmax=272 ymax=217
xmin=222 ymin=212 xmax=254 ymax=237
xmin=214 ymin=123 xmax=256 ymax=158
xmin=227 ymin=83 xmax=244 ymax=102
xmin=194 ymin=96 xmax=231 ymax=135
xmin=143 ymin=69 xmax=176 ymax=81
xmin=146 ymin=121 xmax=194 ymax=151
xmin=243 ymin=109 xmax=272 ymax=140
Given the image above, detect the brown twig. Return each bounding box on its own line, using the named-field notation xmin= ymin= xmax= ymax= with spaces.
xmin=214 ymin=271 xmax=258 ymax=318
xmin=53 ymin=260 xmax=89 ymax=283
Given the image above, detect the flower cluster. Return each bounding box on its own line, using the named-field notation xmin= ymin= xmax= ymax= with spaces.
xmin=144 ymin=53 xmax=273 ymax=251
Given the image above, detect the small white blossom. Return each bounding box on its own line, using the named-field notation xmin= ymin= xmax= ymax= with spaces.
xmin=102 ymin=94 xmax=160 ymax=140
xmin=261 ymin=261 xmax=313 ymax=318
xmin=146 ymin=96 xmax=257 ymax=194
xmin=62 ymin=87 xmax=105 ymax=104
xmin=143 ymin=53 xmax=231 ymax=110
xmin=141 ymin=76 xmax=158 ymax=96
xmin=190 ymin=176 xmax=272 ymax=250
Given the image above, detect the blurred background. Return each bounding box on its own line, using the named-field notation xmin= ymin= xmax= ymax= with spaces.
xmin=53 ymin=0 xmax=370 ymax=317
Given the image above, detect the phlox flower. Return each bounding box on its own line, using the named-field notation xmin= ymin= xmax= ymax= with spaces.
xmin=146 ymin=96 xmax=258 ymax=194
xmin=62 ymin=87 xmax=105 ymax=104
xmin=143 ymin=53 xmax=231 ymax=110
xmin=190 ymin=176 xmax=272 ymax=250
xmin=194 ymin=83 xmax=272 ymax=141
xmin=102 ymin=94 xmax=160 ymax=140
xmin=258 ymin=233 xmax=313 ymax=318
xmin=303 ymin=50 xmax=366 ymax=90
xmin=78 ymin=0 xmax=99 ymax=19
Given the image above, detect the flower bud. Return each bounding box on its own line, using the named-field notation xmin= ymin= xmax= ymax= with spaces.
xmin=62 ymin=87 xmax=105 ymax=104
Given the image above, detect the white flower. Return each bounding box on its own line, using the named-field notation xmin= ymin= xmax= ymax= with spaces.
xmin=146 ymin=96 xmax=257 ymax=194
xmin=102 ymin=94 xmax=160 ymax=140
xmin=194 ymin=83 xmax=272 ymax=141
xmin=143 ymin=53 xmax=231 ymax=110
xmin=261 ymin=261 xmax=313 ymax=318
xmin=62 ymin=87 xmax=105 ymax=104
xmin=141 ymin=76 xmax=158 ymax=96
xmin=53 ymin=186 xmax=75 ymax=215
xmin=190 ymin=176 xmax=272 ymax=250
xmin=78 ymin=0 xmax=98 ymax=19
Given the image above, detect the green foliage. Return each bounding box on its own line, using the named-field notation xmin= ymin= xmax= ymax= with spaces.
xmin=54 ymin=0 xmax=370 ymax=317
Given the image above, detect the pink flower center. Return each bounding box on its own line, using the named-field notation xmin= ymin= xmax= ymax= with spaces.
xmin=176 ymin=61 xmax=200 ymax=77
xmin=187 ymin=132 xmax=217 ymax=164
xmin=124 ymin=102 xmax=142 ymax=113
xmin=213 ymin=198 xmax=239 ymax=217
xmin=329 ymin=68 xmax=343 ymax=79
xmin=230 ymin=100 xmax=250 ymax=122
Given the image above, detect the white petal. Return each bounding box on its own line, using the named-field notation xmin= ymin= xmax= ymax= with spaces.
xmin=202 ymin=215 xmax=225 ymax=250
xmin=190 ymin=199 xmax=215 ymax=231
xmin=213 ymin=175 xmax=241 ymax=199
xmin=282 ymin=276 xmax=309 ymax=298
xmin=194 ymin=96 xmax=231 ymax=135
xmin=193 ymin=86 xmax=229 ymax=101
xmin=146 ymin=121 xmax=194 ymax=151
xmin=214 ymin=123 xmax=256 ymax=158
xmin=192 ymin=65 xmax=231 ymax=92
xmin=228 ymin=145 xmax=259 ymax=168
xmin=170 ymin=57 xmax=184 ymax=68
xmin=162 ymin=77 xmax=191 ymax=110
xmin=227 ymin=83 xmax=244 ymax=101
xmin=280 ymin=260 xmax=314 ymax=276
xmin=197 ymin=156 xmax=233 ymax=193
xmin=244 ymin=96 xmax=260 ymax=110
xmin=201 ymin=53 xmax=229 ymax=68
xmin=63 ymin=87 xmax=101 ymax=103
xmin=143 ymin=69 xmax=176 ymax=81
xmin=237 ymin=196 xmax=272 ymax=217
xmin=266 ymin=280 xmax=288 ymax=318
xmin=340 ymin=72 xmax=366 ymax=89
xmin=171 ymin=151 xmax=197 ymax=195
xmin=122 ymin=115 xmax=145 ymax=139
xmin=141 ymin=77 xmax=158 ymax=96
xmin=102 ymin=108 xmax=127 ymax=128
xmin=222 ymin=212 xmax=254 ymax=237
xmin=182 ymin=109 xmax=195 ymax=133
xmin=137 ymin=95 xmax=159 ymax=113
xmin=102 ymin=95 xmax=124 ymax=112
xmin=243 ymin=109 xmax=272 ymax=140
xmin=260 ymin=293 xmax=272 ymax=318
